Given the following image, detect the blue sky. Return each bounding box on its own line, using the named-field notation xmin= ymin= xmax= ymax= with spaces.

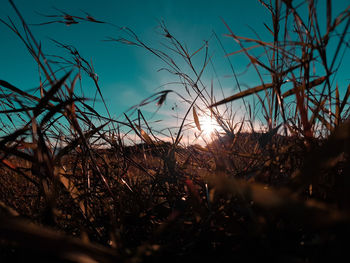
xmin=1 ymin=0 xmax=350 ymax=143
xmin=0 ymin=0 xmax=268 ymax=111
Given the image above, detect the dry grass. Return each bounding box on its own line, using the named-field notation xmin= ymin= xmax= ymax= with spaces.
xmin=1 ymin=0 xmax=350 ymax=262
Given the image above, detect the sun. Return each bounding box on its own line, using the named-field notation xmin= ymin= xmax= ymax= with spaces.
xmin=200 ymin=115 xmax=220 ymax=137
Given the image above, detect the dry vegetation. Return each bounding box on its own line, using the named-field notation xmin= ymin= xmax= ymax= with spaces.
xmin=1 ymin=0 xmax=350 ymax=262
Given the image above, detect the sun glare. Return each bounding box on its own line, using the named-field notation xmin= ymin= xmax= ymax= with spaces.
xmin=200 ymin=115 xmax=220 ymax=137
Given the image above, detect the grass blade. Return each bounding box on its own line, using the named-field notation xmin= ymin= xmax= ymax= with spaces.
xmin=210 ymin=83 xmax=273 ymax=108
xmin=193 ymin=106 xmax=201 ymax=131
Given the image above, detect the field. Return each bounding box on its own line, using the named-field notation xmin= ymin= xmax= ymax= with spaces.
xmin=1 ymin=1 xmax=350 ymax=262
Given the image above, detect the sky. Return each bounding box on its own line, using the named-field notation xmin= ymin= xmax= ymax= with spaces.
xmin=1 ymin=0 xmax=350 ymax=144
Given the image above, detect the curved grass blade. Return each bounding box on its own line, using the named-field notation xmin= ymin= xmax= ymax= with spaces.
xmin=282 ymin=76 xmax=327 ymax=98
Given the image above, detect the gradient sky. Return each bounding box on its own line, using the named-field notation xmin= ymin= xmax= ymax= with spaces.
xmin=1 ymin=0 xmax=349 ymax=143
